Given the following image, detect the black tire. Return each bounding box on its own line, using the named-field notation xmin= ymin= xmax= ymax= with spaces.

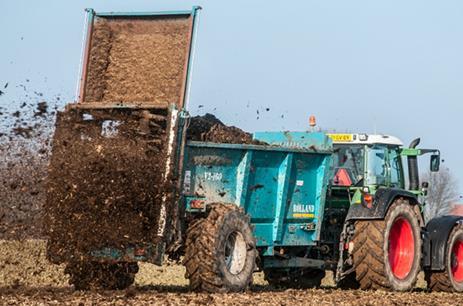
xmin=425 ymin=223 xmax=463 ymax=292
xmin=264 ymin=268 xmax=325 ymax=289
xmin=336 ymin=272 xmax=360 ymax=290
xmin=65 ymin=261 xmax=138 ymax=290
xmin=183 ymin=203 xmax=257 ymax=293
xmin=351 ymin=198 xmax=421 ymax=291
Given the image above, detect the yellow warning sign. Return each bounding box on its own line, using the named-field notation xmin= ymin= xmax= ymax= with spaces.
xmin=292 ymin=213 xmax=315 ymax=218
xmin=327 ymin=134 xmax=354 ymax=142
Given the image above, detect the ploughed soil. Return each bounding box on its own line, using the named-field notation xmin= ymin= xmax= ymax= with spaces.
xmin=1 ymin=240 xmax=462 ymax=306
xmin=5 ymin=287 xmax=462 ymax=306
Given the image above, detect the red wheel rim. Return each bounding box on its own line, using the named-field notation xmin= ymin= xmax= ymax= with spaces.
xmin=451 ymin=239 xmax=463 ymax=283
xmin=388 ymin=217 xmax=415 ymax=280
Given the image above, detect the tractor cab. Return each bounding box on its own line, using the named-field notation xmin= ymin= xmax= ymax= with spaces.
xmin=327 ymin=133 xmax=405 ymax=192
xmin=327 ymin=133 xmax=440 ymax=195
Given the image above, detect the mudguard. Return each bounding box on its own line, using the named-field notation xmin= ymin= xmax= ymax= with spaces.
xmin=345 ymin=188 xmax=418 ymax=221
xmin=423 ymin=215 xmax=463 ymax=270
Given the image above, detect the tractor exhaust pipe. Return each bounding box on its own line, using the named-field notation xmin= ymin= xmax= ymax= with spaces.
xmin=408 ymin=138 xmax=420 ymax=191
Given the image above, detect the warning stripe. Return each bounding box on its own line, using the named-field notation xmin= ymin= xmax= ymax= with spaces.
xmin=292 ymin=213 xmax=315 ymax=218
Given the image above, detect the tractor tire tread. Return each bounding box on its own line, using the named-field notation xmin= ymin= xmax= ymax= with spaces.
xmin=352 ymin=199 xmax=421 ymax=291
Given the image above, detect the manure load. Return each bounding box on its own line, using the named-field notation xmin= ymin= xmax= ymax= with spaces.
xmin=45 ymin=7 xmax=201 ymax=265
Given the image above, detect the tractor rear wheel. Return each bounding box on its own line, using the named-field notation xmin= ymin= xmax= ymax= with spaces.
xmin=65 ymin=261 xmax=138 ymax=290
xmin=264 ymin=268 xmax=325 ymax=289
xmin=425 ymin=223 xmax=463 ymax=292
xmin=183 ymin=203 xmax=257 ymax=293
xmin=351 ymin=199 xmax=421 ymax=291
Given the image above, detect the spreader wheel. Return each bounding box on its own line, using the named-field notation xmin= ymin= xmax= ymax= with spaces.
xmin=425 ymin=223 xmax=463 ymax=292
xmin=351 ymin=198 xmax=421 ymax=291
xmin=183 ymin=203 xmax=257 ymax=293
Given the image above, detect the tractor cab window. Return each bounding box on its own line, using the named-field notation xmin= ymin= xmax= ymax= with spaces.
xmin=332 ymin=145 xmax=364 ymax=186
xmin=366 ymin=145 xmax=387 ymax=186
xmin=389 ymin=148 xmax=402 ymax=187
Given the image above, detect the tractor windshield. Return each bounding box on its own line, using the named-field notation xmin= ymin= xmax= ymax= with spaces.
xmin=365 ymin=145 xmax=403 ymax=188
xmin=332 ymin=145 xmax=365 ymax=186
xmin=366 ymin=145 xmax=387 ymax=186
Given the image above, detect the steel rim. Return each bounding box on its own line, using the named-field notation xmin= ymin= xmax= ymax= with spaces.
xmin=224 ymin=231 xmax=247 ymax=275
xmin=388 ymin=217 xmax=415 ymax=280
xmin=451 ymin=239 xmax=463 ymax=283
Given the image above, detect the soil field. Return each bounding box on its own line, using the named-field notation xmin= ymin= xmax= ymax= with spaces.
xmin=1 ymin=240 xmax=462 ymax=305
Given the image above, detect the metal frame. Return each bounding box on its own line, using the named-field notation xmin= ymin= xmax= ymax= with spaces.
xmin=68 ymin=101 xmax=168 ymax=110
xmin=95 ymin=9 xmax=198 ymax=18
xmin=77 ymin=8 xmax=95 ymax=103
xmin=264 ymin=257 xmax=325 ymax=269
xmin=187 ymin=141 xmax=333 ymax=155
xmin=273 ymin=154 xmax=293 ymax=243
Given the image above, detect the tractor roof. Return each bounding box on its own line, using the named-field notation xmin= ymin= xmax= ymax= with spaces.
xmin=327 ymin=133 xmax=403 ymax=146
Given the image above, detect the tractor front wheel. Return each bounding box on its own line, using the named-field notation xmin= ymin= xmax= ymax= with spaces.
xmin=183 ymin=203 xmax=257 ymax=292
xmin=425 ymin=223 xmax=463 ymax=292
xmin=351 ymin=198 xmax=421 ymax=291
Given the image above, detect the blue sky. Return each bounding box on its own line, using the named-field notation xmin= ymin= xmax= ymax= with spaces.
xmin=1 ymin=0 xmax=462 ymax=196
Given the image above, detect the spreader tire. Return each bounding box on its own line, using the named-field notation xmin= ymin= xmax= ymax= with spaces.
xmin=351 ymin=198 xmax=421 ymax=291
xmin=425 ymin=223 xmax=463 ymax=292
xmin=65 ymin=261 xmax=138 ymax=290
xmin=264 ymin=268 xmax=325 ymax=289
xmin=183 ymin=203 xmax=257 ymax=293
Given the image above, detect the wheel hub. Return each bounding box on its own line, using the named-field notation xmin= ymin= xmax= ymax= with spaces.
xmin=388 ymin=217 xmax=415 ymax=280
xmin=451 ymin=239 xmax=463 ymax=283
xmin=224 ymin=231 xmax=247 ymax=275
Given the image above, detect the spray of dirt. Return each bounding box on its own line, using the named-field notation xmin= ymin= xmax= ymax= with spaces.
xmin=0 ymin=93 xmax=58 ymax=240
xmin=45 ymin=109 xmax=170 ymax=262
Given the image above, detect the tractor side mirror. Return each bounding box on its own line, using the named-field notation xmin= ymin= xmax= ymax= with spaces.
xmin=430 ymin=154 xmax=440 ymax=172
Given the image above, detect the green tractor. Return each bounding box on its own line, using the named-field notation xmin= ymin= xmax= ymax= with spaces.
xmin=321 ymin=133 xmax=462 ymax=292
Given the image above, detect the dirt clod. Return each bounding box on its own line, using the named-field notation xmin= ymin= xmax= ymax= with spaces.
xmin=187 ymin=113 xmax=262 ymax=145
